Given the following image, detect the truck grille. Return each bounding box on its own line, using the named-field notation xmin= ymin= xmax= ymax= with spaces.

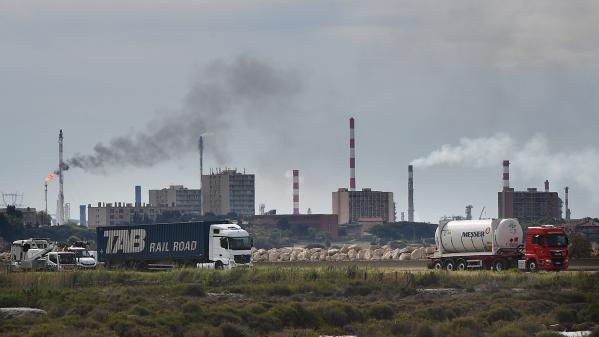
xmin=551 ymin=258 xmax=565 ymax=266
xmin=551 ymin=251 xmax=565 ymax=257
xmin=234 ymin=254 xmax=251 ymax=264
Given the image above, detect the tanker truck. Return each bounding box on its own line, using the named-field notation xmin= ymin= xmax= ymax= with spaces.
xmin=97 ymin=220 xmax=253 ymax=270
xmin=428 ymin=219 xmax=568 ymax=272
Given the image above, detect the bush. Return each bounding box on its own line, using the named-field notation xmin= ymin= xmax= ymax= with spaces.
xmin=413 ymin=323 xmax=434 ymax=337
xmin=580 ymin=303 xmax=599 ymax=322
xmin=552 ymin=305 xmax=577 ymax=325
xmin=367 ymin=303 xmax=395 ymax=320
xmin=220 ymin=323 xmax=249 ymax=337
xmin=480 ymin=304 xmax=520 ymax=324
xmin=490 ymin=326 xmax=528 ymax=337
xmin=270 ymin=303 xmax=319 ymax=328
xmin=310 ymin=301 xmax=363 ymax=326
xmin=180 ymin=284 xmax=206 ymax=297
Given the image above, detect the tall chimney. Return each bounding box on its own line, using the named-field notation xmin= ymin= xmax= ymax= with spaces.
xmin=293 ymin=170 xmax=300 ymax=215
xmin=199 ymin=136 xmax=204 ymax=215
xmin=501 ymin=160 xmax=510 ymax=218
xmin=502 ymin=160 xmax=510 ymax=191
xmin=56 ymin=129 xmax=65 ymax=226
xmin=544 ymin=180 xmax=549 ymax=192
xmin=565 ymin=186 xmax=571 ymax=220
xmin=349 ymin=117 xmax=356 ymax=191
xmin=408 ymin=165 xmax=414 ymax=222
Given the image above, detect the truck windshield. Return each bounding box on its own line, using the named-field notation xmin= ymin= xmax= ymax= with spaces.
xmin=545 ymin=234 xmax=568 ymax=247
xmin=229 ymin=237 xmax=252 ymax=250
xmin=59 ymin=254 xmax=76 ymax=265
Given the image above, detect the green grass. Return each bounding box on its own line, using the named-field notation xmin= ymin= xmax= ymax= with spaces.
xmin=0 ymin=267 xmax=597 ymax=337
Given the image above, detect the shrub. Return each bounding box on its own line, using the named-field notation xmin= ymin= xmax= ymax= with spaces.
xmin=415 ymin=305 xmax=457 ymax=321
xmin=270 ymin=303 xmax=319 ymax=328
xmin=367 ymin=303 xmax=395 ymax=320
xmin=552 ymin=305 xmax=577 ymax=325
xmin=480 ymin=304 xmax=520 ymax=324
xmin=413 ymin=323 xmax=434 ymax=337
xmin=310 ymin=301 xmax=363 ymax=326
xmin=569 ymin=234 xmax=592 ymax=258
xmin=181 ymin=284 xmax=206 ymax=297
xmin=220 ymin=323 xmax=249 ymax=337
xmin=580 ymin=303 xmax=599 ymax=322
xmin=344 ymin=283 xmax=374 ymax=296
xmin=490 ymin=326 xmax=527 ymax=337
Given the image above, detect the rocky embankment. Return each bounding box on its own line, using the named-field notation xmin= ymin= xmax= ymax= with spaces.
xmin=252 ymin=245 xmax=435 ymax=262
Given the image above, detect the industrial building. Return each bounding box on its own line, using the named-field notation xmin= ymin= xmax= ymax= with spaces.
xmin=332 ymin=188 xmax=394 ymax=225
xmin=498 ymin=161 xmax=562 ymax=224
xmin=149 ymin=185 xmax=201 ymax=211
xmin=0 ymin=207 xmax=45 ymax=226
xmin=87 ymin=202 xmax=163 ymax=228
xmin=250 ymin=214 xmax=339 ymax=239
xmin=201 ymin=169 xmax=255 ymax=217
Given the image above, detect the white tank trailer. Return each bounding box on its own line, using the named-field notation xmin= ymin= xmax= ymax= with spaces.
xmin=430 ymin=218 xmax=523 ymax=271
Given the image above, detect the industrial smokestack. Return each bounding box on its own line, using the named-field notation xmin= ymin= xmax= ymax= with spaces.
xmin=565 ymin=186 xmax=571 ymax=220
xmin=56 ymin=129 xmax=65 ymax=226
xmin=502 ymin=160 xmax=510 ymax=191
xmin=544 ymin=180 xmax=549 ymax=192
xmin=293 ymin=170 xmax=299 ymax=215
xmin=349 ymin=117 xmax=356 ymax=191
xmin=408 ymin=165 xmax=414 ymax=222
xmin=466 ymin=205 xmax=473 ymax=220
xmin=199 ymin=136 xmax=204 ymax=215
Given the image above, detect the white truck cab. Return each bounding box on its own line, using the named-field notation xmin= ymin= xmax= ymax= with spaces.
xmin=200 ymin=223 xmax=253 ymax=269
xmin=67 ymin=246 xmax=97 ymax=268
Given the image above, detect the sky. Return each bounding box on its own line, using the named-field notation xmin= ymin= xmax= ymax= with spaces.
xmin=1 ymin=0 xmax=599 ymax=223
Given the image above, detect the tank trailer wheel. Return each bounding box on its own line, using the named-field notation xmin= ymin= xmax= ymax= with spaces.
xmin=456 ymin=259 xmax=466 ymax=271
xmin=433 ymin=261 xmax=443 ymax=270
xmin=445 ymin=260 xmax=455 ymax=271
xmin=215 ymin=261 xmax=224 ymax=270
xmin=493 ymin=260 xmax=505 ymax=272
xmin=527 ymin=260 xmax=538 ymax=272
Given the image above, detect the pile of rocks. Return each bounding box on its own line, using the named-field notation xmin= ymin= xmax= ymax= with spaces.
xmin=252 ymin=245 xmax=435 ymax=262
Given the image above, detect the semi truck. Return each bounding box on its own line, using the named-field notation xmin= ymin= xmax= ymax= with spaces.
xmin=428 ymin=219 xmax=568 ymax=272
xmin=96 ymin=221 xmax=253 ymax=270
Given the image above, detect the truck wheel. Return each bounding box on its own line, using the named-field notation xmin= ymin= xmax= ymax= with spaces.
xmin=456 ymin=260 xmax=466 ymax=271
xmin=527 ymin=260 xmax=537 ymax=272
xmin=215 ymin=261 xmax=224 ymax=270
xmin=493 ymin=260 xmax=505 ymax=272
xmin=445 ymin=260 xmax=455 ymax=271
xmin=433 ymin=261 xmax=443 ymax=270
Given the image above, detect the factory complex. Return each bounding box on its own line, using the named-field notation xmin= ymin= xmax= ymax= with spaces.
xmin=29 ymin=120 xmax=592 ymax=244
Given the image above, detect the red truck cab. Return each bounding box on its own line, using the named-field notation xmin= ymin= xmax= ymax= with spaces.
xmin=523 ymin=226 xmax=569 ymax=271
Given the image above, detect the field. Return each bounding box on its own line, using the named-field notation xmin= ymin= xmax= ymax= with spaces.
xmin=0 ymin=267 xmax=598 ymax=337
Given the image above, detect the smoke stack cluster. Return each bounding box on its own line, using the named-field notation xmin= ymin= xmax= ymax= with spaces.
xmin=544 ymin=180 xmax=549 ymax=192
xmin=349 ymin=117 xmax=356 ymax=191
xmin=293 ymin=170 xmax=300 ymax=215
xmin=408 ymin=165 xmax=414 ymax=222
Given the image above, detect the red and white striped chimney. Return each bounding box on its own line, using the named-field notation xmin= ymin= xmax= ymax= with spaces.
xmin=502 ymin=160 xmax=510 ymax=191
xmin=293 ymin=170 xmax=300 ymax=215
xmin=349 ymin=117 xmax=356 ymax=191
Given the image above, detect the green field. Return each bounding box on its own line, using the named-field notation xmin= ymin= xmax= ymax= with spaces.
xmin=0 ymin=267 xmax=597 ymax=337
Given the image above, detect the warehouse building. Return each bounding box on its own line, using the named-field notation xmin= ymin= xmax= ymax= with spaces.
xmin=332 ymin=188 xmax=394 ymax=225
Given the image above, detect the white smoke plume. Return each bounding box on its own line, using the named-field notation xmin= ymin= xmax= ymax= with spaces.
xmin=411 ymin=133 xmax=599 ymax=199
xmin=68 ymin=55 xmax=301 ymax=173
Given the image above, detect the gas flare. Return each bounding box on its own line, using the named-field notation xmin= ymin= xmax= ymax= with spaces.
xmin=45 ymin=174 xmax=55 ymax=182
